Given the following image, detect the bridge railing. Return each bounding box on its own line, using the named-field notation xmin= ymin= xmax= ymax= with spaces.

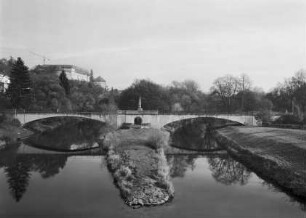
xmin=158 ymin=111 xmax=256 ymax=116
xmin=1 ymin=109 xmax=261 ymax=118
xmin=0 ymin=110 xmax=118 ymax=116
xmin=117 ymin=110 xmax=159 ymax=115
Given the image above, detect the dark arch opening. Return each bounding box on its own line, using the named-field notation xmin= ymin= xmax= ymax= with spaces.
xmin=134 ymin=116 xmax=142 ymax=125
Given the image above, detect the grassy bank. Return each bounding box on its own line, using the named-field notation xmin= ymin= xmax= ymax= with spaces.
xmin=214 ymin=126 xmax=306 ymax=200
xmin=103 ymin=128 xmax=174 ymax=208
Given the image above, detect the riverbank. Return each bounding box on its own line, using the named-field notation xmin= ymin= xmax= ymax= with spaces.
xmin=103 ymin=128 xmax=174 ymax=208
xmin=214 ymin=126 xmax=306 ymax=199
xmin=0 ymin=126 xmax=32 ymax=149
xmin=0 ymin=113 xmax=32 ymax=149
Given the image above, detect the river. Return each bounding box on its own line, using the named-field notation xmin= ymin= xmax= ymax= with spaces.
xmin=0 ymin=152 xmax=304 ymax=218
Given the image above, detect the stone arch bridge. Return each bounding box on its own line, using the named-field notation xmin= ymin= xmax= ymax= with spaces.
xmin=13 ymin=110 xmax=258 ymax=128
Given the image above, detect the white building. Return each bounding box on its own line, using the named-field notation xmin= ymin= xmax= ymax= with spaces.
xmin=54 ymin=65 xmax=90 ymax=82
xmin=0 ymin=74 xmax=10 ymax=92
xmin=40 ymin=65 xmax=90 ymax=82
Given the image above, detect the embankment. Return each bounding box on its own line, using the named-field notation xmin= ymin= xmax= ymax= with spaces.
xmin=214 ymin=126 xmax=306 ymax=199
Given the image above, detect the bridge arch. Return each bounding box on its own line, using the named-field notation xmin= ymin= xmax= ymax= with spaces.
xmin=14 ymin=112 xmax=117 ymax=126
xmin=162 ymin=117 xmax=243 ymax=133
xmin=116 ymin=113 xmax=257 ymax=129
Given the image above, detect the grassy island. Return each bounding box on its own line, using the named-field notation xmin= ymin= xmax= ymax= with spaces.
xmin=103 ymin=128 xmax=174 ymax=208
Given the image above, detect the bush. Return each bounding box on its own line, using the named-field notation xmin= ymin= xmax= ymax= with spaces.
xmin=146 ymin=129 xmax=169 ymax=150
xmin=115 ymin=166 xmax=132 ymax=179
xmin=0 ymin=113 xmax=21 ymax=127
xmin=107 ymin=153 xmax=121 ymax=171
xmin=274 ymin=115 xmax=303 ymax=125
xmin=255 ymin=110 xmax=272 ymax=124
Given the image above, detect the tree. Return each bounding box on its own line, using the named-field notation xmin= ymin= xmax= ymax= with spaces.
xmin=210 ymin=75 xmax=240 ymax=113
xmin=0 ymin=57 xmax=15 ymax=76
xmin=267 ymin=69 xmax=306 ymax=120
xmin=168 ymin=80 xmax=205 ymax=113
xmin=6 ymin=57 xmax=32 ymax=109
xmin=59 ymin=71 xmax=70 ymax=96
xmin=89 ymin=69 xmax=94 ymax=83
xmin=118 ymin=79 xmax=170 ymax=112
xmin=239 ymin=74 xmax=252 ymax=111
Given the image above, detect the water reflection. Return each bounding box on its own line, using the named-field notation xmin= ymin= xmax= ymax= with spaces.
xmin=167 ymin=154 xmax=251 ymax=186
xmin=0 ymin=153 xmax=67 ymax=202
xmin=207 ymin=155 xmax=251 ymax=185
xmin=167 ymin=155 xmax=195 ymax=178
xmin=170 ymin=123 xmax=222 ymax=151
xmin=24 ymin=119 xmax=106 ymax=151
xmin=262 ymin=181 xmax=306 ymax=211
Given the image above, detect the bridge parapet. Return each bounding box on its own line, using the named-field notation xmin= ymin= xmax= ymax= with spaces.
xmin=117 ymin=110 xmax=159 ymax=115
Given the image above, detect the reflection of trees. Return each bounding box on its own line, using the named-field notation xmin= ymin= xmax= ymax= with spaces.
xmin=4 ymin=158 xmax=31 ymax=202
xmin=261 ymin=181 xmax=306 ymax=212
xmin=208 ymin=155 xmax=251 ymax=185
xmin=167 ymin=155 xmax=196 ymax=178
xmin=171 ymin=122 xmax=222 ymax=151
xmin=29 ymin=155 xmax=68 ymax=179
xmin=26 ymin=119 xmax=104 ymax=151
xmin=2 ymin=154 xmax=68 ymax=202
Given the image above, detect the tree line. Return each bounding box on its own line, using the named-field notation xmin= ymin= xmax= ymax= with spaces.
xmin=1 ymin=56 xmax=305 ymax=121
xmin=118 ymin=75 xmax=272 ymax=116
xmin=0 ymin=57 xmax=118 ymax=112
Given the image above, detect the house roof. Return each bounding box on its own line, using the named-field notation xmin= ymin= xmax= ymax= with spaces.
xmin=94 ymin=76 xmax=106 ymax=82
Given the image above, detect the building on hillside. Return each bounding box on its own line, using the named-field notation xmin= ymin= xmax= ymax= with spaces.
xmin=94 ymin=76 xmax=107 ymax=88
xmin=38 ymin=65 xmax=90 ymax=82
xmin=0 ymin=74 xmax=10 ymax=92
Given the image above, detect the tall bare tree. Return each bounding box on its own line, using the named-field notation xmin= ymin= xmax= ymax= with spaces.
xmin=211 ymin=75 xmax=240 ymax=113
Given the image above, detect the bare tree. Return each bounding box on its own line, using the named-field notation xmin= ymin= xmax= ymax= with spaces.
xmin=239 ymin=74 xmax=252 ymax=111
xmin=211 ymin=75 xmax=240 ymax=113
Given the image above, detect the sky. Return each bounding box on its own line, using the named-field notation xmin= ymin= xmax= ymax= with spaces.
xmin=0 ymin=0 xmax=306 ymax=92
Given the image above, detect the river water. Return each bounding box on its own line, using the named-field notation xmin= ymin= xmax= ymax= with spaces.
xmin=0 ymin=152 xmax=304 ymax=218
xmin=0 ymin=118 xmax=305 ymax=217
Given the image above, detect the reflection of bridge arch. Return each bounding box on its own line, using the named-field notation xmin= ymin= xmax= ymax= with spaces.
xmin=14 ymin=112 xmax=257 ymax=128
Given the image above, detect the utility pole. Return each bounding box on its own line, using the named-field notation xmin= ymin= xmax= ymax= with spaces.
xmin=29 ymin=51 xmax=50 ymax=65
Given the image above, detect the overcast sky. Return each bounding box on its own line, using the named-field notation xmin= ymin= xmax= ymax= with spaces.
xmin=0 ymin=0 xmax=305 ymax=91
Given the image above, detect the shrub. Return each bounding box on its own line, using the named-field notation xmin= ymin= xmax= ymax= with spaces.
xmin=274 ymin=115 xmax=303 ymax=125
xmin=107 ymin=153 xmax=121 ymax=171
xmin=255 ymin=110 xmax=272 ymax=124
xmin=115 ymin=166 xmax=132 ymax=180
xmin=146 ymin=129 xmax=169 ymax=150
xmin=0 ymin=113 xmax=21 ymax=127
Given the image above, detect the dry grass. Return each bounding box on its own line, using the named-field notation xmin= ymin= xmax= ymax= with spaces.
xmin=146 ymin=129 xmax=169 ymax=150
